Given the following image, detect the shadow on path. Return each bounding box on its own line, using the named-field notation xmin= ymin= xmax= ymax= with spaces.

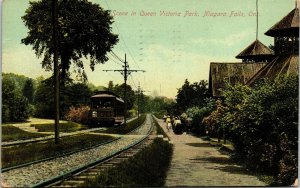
xmin=190 ymin=156 xmax=254 ymax=176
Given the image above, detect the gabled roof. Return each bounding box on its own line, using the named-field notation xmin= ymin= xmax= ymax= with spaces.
xmin=265 ymin=7 xmax=299 ymax=37
xmin=247 ymin=54 xmax=299 ymax=86
xmin=209 ymin=62 xmax=266 ymax=97
xmin=236 ymin=40 xmax=274 ymax=60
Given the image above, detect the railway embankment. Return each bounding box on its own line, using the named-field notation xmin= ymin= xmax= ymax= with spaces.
xmin=1 ymin=115 xmax=148 ymax=187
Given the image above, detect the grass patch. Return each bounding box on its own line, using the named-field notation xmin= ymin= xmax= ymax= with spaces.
xmin=83 ymin=138 xmax=173 ymax=187
xmin=31 ymin=121 xmax=88 ymax=132
xmin=152 ymin=115 xmax=169 ymax=139
xmin=95 ymin=114 xmax=146 ymax=134
xmin=2 ymin=134 xmax=115 ymax=168
xmin=153 ymin=112 xmax=164 ymax=119
xmin=2 ymin=125 xmax=48 ymax=142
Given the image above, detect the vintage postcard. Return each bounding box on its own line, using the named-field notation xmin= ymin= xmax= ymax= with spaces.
xmin=2 ymin=0 xmax=299 ymax=187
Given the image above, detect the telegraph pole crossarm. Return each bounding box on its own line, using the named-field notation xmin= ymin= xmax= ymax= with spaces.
xmin=102 ymin=53 xmax=145 ymax=126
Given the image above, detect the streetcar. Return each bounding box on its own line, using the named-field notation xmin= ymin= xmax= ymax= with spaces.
xmin=89 ymin=91 xmax=124 ymax=126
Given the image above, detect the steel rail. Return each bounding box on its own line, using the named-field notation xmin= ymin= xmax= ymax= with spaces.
xmin=2 ymin=116 xmax=141 ymax=172
xmin=2 ymin=116 xmax=138 ymax=147
xmin=32 ymin=115 xmax=154 ymax=188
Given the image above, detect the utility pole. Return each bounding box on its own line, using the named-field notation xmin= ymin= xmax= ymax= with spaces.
xmin=52 ymin=0 xmax=59 ymax=144
xmin=103 ymin=53 xmax=145 ymax=126
xmin=136 ymin=83 xmax=150 ymax=126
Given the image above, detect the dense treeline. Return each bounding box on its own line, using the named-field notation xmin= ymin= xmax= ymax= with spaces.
xmin=2 ymin=73 xmax=110 ymax=122
xmin=2 ymin=73 xmax=174 ymax=124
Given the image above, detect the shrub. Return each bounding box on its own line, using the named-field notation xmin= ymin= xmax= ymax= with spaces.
xmin=220 ymin=75 xmax=298 ymax=185
xmin=202 ymin=100 xmax=226 ymax=138
xmin=186 ymin=98 xmax=215 ymax=134
xmin=83 ymin=138 xmax=173 ymax=187
xmin=65 ymin=105 xmax=90 ymax=124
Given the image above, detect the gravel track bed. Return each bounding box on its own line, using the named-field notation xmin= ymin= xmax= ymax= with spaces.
xmin=2 ymin=115 xmax=152 ymax=187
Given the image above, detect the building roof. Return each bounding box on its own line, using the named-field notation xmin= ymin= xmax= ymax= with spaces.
xmin=247 ymin=54 xmax=299 ymax=86
xmin=209 ymin=62 xmax=266 ymax=97
xmin=265 ymin=7 xmax=299 ymax=37
xmin=236 ymin=40 xmax=274 ymax=60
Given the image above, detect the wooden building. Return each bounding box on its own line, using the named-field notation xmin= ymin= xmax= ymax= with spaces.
xmin=235 ymin=40 xmax=274 ymax=63
xmin=209 ymin=5 xmax=299 ymax=97
xmin=247 ymin=6 xmax=299 ymax=86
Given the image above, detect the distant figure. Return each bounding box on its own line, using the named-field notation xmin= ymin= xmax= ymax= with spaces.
xmin=166 ymin=116 xmax=172 ymax=132
xmin=173 ymin=117 xmax=183 ymax=134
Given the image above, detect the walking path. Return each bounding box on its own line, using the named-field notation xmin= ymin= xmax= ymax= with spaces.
xmin=155 ymin=118 xmax=266 ymax=187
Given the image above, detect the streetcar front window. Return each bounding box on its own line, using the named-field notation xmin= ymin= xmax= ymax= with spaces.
xmin=91 ymin=98 xmax=113 ymax=108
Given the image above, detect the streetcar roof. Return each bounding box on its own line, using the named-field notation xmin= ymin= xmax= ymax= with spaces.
xmin=91 ymin=91 xmax=124 ymax=103
xmin=91 ymin=94 xmax=116 ymax=98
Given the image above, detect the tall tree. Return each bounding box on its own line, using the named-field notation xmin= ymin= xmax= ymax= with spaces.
xmin=176 ymin=79 xmax=209 ymax=111
xmin=107 ymin=81 xmax=114 ymax=92
xmin=22 ymin=79 xmax=35 ymax=104
xmin=113 ymin=83 xmax=135 ymax=110
xmin=21 ymin=0 xmax=119 ymax=81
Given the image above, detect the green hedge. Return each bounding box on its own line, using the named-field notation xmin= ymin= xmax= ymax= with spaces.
xmin=206 ymin=75 xmax=298 ymax=186
xmin=83 ymin=138 xmax=173 ymax=187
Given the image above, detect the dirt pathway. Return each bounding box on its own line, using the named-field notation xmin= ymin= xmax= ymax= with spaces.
xmin=155 ymin=118 xmax=266 ymax=187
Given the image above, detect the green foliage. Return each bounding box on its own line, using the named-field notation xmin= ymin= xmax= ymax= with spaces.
xmin=176 ymin=79 xmax=210 ymax=112
xmin=22 ymin=79 xmax=35 ymax=104
xmin=186 ymin=98 xmax=215 ymax=134
xmin=2 ymin=75 xmax=31 ymax=122
xmin=22 ymin=0 xmax=118 ymax=81
xmin=34 ymin=77 xmax=92 ymax=119
xmin=146 ymin=96 xmax=175 ymax=115
xmin=83 ymin=138 xmax=173 ymax=187
xmin=34 ymin=78 xmax=54 ymax=118
xmin=213 ymin=75 xmax=298 ymax=185
xmin=111 ymin=83 xmax=136 ymax=110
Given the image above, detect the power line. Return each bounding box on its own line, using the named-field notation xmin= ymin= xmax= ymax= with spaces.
xmin=130 ymin=74 xmax=137 ymax=89
xmin=111 ymin=51 xmax=124 ymax=62
xmin=108 ymin=53 xmax=123 ymax=66
xmin=103 ymin=53 xmax=145 ymax=126
xmin=103 ymin=0 xmax=141 ymax=70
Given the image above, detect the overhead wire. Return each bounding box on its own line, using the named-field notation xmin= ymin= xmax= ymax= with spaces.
xmin=104 ymin=0 xmax=141 ymax=70
xmin=103 ymin=0 xmax=146 ymax=92
xmin=108 ymin=53 xmax=123 ymax=66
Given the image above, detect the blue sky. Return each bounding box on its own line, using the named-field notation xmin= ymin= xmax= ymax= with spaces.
xmin=2 ymin=0 xmax=296 ymax=98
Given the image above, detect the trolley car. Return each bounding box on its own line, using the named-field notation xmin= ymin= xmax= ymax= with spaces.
xmin=89 ymin=91 xmax=124 ymax=126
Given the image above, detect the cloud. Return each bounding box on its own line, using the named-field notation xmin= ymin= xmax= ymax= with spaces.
xmin=191 ymin=31 xmax=251 ymax=47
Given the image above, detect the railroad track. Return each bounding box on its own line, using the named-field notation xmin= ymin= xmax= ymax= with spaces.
xmin=2 ymin=117 xmax=139 ymax=172
xmin=47 ymin=135 xmax=156 ymax=187
xmin=2 ymin=116 xmax=138 ymax=147
xmin=35 ymin=115 xmax=154 ymax=187
xmin=2 ymin=114 xmax=154 ymax=187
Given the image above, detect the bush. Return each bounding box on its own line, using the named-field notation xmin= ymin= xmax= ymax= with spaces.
xmin=186 ymin=98 xmax=215 ymax=134
xmin=219 ymin=75 xmax=298 ymax=185
xmin=202 ymin=100 xmax=226 ymax=138
xmin=83 ymin=138 xmax=173 ymax=187
xmin=65 ymin=105 xmax=90 ymax=124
